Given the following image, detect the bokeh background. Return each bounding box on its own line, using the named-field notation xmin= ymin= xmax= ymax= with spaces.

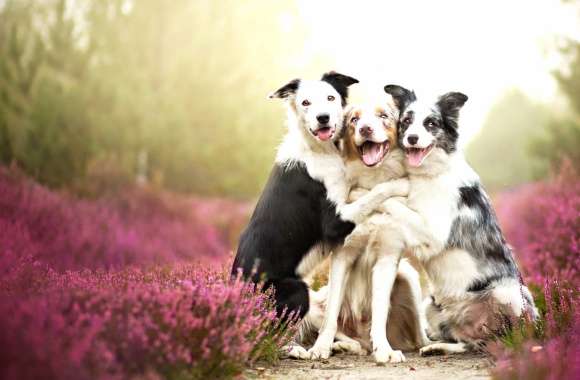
xmin=0 ymin=1 xmax=579 ymax=379
xmin=1 ymin=0 xmax=579 ymax=198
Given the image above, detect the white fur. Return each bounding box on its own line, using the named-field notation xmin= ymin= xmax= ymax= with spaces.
xmin=427 ymin=249 xmax=480 ymax=298
xmin=302 ymin=259 xmax=427 ymax=359
xmin=272 ymin=78 xmax=415 ymax=360
xmin=275 ymin=79 xmax=404 ymax=282
xmin=382 ymin=148 xmax=536 ymax=352
xmin=307 ymin=101 xmax=427 ymax=363
xmin=420 ymin=342 xmax=467 ymax=356
xmin=491 ymin=279 xmax=526 ymax=317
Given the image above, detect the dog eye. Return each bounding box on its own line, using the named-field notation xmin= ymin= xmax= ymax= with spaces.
xmin=327 ymin=95 xmax=335 ymax=101
xmin=427 ymin=121 xmax=437 ymax=128
xmin=351 ymin=117 xmax=359 ymax=124
xmin=301 ymin=100 xmax=311 ymax=107
xmin=402 ymin=117 xmax=412 ymax=125
xmin=380 ymin=114 xmax=388 ymax=119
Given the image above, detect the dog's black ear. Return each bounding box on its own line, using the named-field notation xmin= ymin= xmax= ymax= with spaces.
xmin=321 ymin=71 xmax=359 ymax=105
xmin=436 ymin=92 xmax=468 ymax=128
xmin=384 ymin=84 xmax=416 ymax=111
xmin=269 ymin=79 xmax=301 ymax=99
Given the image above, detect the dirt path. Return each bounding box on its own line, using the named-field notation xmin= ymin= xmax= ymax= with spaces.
xmin=246 ymin=352 xmax=492 ymax=380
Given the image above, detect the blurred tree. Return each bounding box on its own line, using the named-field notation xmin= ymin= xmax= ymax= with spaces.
xmin=0 ymin=0 xmax=315 ymax=197
xmin=529 ymin=1 xmax=580 ymax=174
xmin=0 ymin=0 xmax=96 ymax=187
xmin=466 ymin=90 xmax=551 ymax=191
xmin=469 ymin=1 xmax=580 ymax=189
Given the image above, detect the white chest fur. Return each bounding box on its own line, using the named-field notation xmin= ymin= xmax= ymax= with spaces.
xmin=407 ymin=153 xmax=484 ymax=296
xmin=406 ymin=153 xmax=478 ymax=262
xmin=407 ymin=174 xmax=457 ymax=260
xmin=276 ymin=130 xmax=350 ymax=206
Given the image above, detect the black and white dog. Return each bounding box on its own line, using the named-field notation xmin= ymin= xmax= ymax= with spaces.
xmin=232 ymin=73 xmax=407 ymax=324
xmin=377 ymin=86 xmax=539 ymax=355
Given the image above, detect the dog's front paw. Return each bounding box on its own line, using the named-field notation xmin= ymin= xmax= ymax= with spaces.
xmin=374 ymin=347 xmax=406 ymax=365
xmin=332 ymin=340 xmax=366 ymax=356
xmin=308 ymin=344 xmax=332 ymax=360
xmin=282 ymin=343 xmax=310 ymax=360
xmin=420 ymin=344 xmax=446 ymax=357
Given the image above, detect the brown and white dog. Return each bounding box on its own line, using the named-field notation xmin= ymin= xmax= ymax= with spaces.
xmin=301 ymin=90 xmax=429 ymax=364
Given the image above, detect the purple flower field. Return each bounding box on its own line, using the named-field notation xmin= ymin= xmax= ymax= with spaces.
xmin=0 ymin=165 xmax=578 ymax=379
xmin=491 ymin=163 xmax=580 ymax=380
xmin=0 ymin=168 xmax=296 ymax=380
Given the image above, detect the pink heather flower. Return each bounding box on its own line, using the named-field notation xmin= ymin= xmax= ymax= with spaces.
xmin=491 ymin=162 xmax=579 ymax=380
xmin=0 ymin=167 xmax=298 ymax=379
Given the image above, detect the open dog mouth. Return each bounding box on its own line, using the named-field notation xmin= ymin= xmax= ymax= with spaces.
xmin=312 ymin=126 xmax=335 ymax=141
xmin=405 ymin=144 xmax=433 ymax=167
xmin=358 ymin=140 xmax=390 ymax=167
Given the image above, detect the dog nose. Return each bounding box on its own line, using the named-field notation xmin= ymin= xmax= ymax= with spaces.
xmin=407 ymin=134 xmax=419 ymax=145
xmin=360 ymin=126 xmax=373 ymax=137
xmin=316 ymin=114 xmax=330 ymax=124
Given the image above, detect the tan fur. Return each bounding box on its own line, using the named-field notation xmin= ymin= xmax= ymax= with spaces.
xmin=303 ymin=260 xmax=424 ymax=352
xmin=300 ymin=96 xmax=429 ymax=361
xmin=342 ymin=98 xmax=399 ymax=165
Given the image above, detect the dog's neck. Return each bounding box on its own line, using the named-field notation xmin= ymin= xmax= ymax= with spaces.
xmin=405 ymin=149 xmax=466 ymax=179
xmin=275 ymin=112 xmax=349 ymax=206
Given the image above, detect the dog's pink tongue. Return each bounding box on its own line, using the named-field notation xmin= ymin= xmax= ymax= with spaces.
xmin=362 ymin=143 xmax=383 ymax=166
xmin=316 ymin=128 xmax=333 ymax=141
xmin=407 ymin=150 xmax=426 ymax=167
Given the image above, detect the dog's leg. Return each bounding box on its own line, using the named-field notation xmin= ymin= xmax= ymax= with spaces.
xmin=284 ymin=298 xmax=320 ymax=360
xmin=397 ymin=260 xmax=431 ymax=347
xmin=339 ymin=179 xmax=409 ymax=224
xmin=420 ymin=342 xmax=468 ymax=356
xmin=303 ymin=286 xmax=365 ymax=356
xmin=371 ymin=254 xmax=406 ymax=364
xmin=308 ymin=250 xmax=354 ymax=360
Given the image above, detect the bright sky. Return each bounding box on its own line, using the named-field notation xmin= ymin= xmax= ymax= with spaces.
xmin=293 ymin=0 xmax=580 ymax=144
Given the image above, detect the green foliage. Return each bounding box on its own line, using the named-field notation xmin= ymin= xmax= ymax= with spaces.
xmin=466 ymin=90 xmax=550 ymax=191
xmin=554 ymin=37 xmax=580 ymax=116
xmin=497 ymin=284 xmax=546 ymax=350
xmin=529 ymin=118 xmax=580 ymax=177
xmin=469 ymin=2 xmax=580 ymax=189
xmin=0 ymin=0 xmax=320 ymax=197
xmin=528 ymin=1 xmax=580 ymax=176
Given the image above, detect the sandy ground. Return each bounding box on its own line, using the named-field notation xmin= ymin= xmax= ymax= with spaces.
xmin=245 ymin=352 xmax=493 ymax=380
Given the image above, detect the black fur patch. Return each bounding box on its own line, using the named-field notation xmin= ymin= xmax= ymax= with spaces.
xmin=232 ymin=162 xmax=355 ymax=318
xmin=436 ymin=92 xmax=469 ymax=123
xmin=467 ymin=274 xmax=504 ymax=292
xmin=446 ymin=184 xmax=520 ymax=286
xmin=321 ymin=71 xmax=359 ymax=106
xmin=270 ymin=79 xmax=300 ymax=99
xmin=430 ymin=92 xmax=468 ymax=153
xmin=384 ymin=84 xmax=416 ymax=111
